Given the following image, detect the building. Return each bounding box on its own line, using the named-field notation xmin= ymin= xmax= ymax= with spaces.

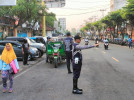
xmin=0 ymin=16 xmax=15 ymax=40
xmin=54 ymin=21 xmax=60 ymax=33
xmin=58 ymin=18 xmax=66 ymax=32
xmin=110 ymin=0 xmax=127 ymax=11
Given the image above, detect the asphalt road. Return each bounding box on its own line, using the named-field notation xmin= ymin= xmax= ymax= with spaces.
xmin=0 ymin=41 xmax=134 ymax=100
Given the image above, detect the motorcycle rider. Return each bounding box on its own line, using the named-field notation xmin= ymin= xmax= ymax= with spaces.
xmin=64 ymin=32 xmax=73 ymax=74
xmin=46 ymin=36 xmax=51 ymax=63
xmin=72 ymin=35 xmax=99 ymax=94
xmin=103 ymin=38 xmax=109 ymax=49
xmin=95 ymin=37 xmax=99 ymax=44
xmin=84 ymin=36 xmax=89 ymax=45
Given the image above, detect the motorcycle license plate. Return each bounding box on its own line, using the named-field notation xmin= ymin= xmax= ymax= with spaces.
xmin=54 ymin=56 xmax=58 ymax=59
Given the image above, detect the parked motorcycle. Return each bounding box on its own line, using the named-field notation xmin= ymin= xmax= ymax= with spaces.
xmin=47 ymin=41 xmax=66 ymax=68
xmin=52 ymin=45 xmax=61 ymax=68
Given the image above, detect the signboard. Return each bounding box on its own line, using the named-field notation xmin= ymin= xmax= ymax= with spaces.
xmin=0 ymin=0 xmax=16 ymax=6
xmin=43 ymin=0 xmax=65 ymax=8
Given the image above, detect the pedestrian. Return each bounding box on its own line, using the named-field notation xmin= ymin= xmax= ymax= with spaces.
xmin=0 ymin=43 xmax=19 ymax=93
xmin=64 ymin=32 xmax=73 ymax=74
xmin=72 ymin=35 xmax=99 ymax=94
xmin=22 ymin=39 xmax=30 ymax=65
xmin=128 ymin=36 xmax=132 ymax=49
xmin=46 ymin=36 xmax=51 ymax=63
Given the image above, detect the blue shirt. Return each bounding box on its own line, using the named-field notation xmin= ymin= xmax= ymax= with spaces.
xmin=129 ymin=38 xmax=132 ymax=43
xmin=0 ymin=59 xmax=19 ymax=71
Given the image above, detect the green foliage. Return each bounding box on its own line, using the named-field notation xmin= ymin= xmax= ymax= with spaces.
xmin=92 ymin=21 xmax=103 ymax=32
xmin=122 ymin=0 xmax=134 ymax=26
xmin=0 ymin=0 xmax=47 ymax=26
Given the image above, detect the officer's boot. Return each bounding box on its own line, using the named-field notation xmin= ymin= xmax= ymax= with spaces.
xmin=76 ymin=78 xmax=83 ymax=91
xmin=72 ymin=79 xmax=83 ymax=94
xmin=67 ymin=63 xmax=72 ymax=74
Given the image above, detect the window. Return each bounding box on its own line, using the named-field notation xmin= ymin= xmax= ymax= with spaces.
xmin=11 ymin=43 xmax=18 ymax=47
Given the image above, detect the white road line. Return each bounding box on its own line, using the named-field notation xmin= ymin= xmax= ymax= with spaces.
xmin=102 ymin=51 xmax=106 ymax=54
xmin=112 ymin=57 xmax=119 ymax=62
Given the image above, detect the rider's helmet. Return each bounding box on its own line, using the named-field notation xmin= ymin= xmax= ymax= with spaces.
xmin=47 ymin=36 xmax=51 ymax=40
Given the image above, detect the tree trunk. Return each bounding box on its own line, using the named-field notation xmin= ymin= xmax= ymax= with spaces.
xmin=117 ymin=25 xmax=119 ymax=38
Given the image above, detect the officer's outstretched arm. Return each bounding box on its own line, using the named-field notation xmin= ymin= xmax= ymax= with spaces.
xmin=76 ymin=45 xmax=95 ymax=50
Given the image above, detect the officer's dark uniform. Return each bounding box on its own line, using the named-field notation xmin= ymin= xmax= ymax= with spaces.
xmin=72 ymin=43 xmax=82 ymax=79
xmin=64 ymin=33 xmax=73 ymax=73
xmin=72 ymin=35 xmax=95 ymax=94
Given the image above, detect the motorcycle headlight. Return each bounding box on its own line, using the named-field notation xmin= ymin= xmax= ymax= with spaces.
xmin=54 ymin=49 xmax=58 ymax=52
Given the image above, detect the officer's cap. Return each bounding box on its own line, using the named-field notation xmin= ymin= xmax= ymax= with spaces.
xmin=74 ymin=35 xmax=81 ymax=40
xmin=66 ymin=32 xmax=71 ymax=36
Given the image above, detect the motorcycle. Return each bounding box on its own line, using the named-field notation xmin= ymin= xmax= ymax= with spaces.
xmin=52 ymin=46 xmax=60 ymax=68
xmin=85 ymin=39 xmax=89 ymax=45
xmin=104 ymin=42 xmax=109 ymax=50
xmin=95 ymin=40 xmax=99 ymax=47
xmin=47 ymin=41 xmax=66 ymax=68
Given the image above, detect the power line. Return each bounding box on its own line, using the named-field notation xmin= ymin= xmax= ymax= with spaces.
xmin=56 ymin=7 xmax=110 ymax=16
xmin=54 ymin=4 xmax=110 ymax=10
xmin=67 ymin=0 xmax=110 ymax=3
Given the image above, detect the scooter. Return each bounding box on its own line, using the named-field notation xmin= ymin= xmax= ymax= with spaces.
xmin=104 ymin=42 xmax=109 ymax=50
xmin=85 ymin=41 xmax=89 ymax=45
xmin=85 ymin=39 xmax=89 ymax=45
xmin=95 ymin=40 xmax=99 ymax=47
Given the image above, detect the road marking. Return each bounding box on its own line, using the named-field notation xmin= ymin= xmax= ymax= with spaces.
xmin=102 ymin=51 xmax=106 ymax=54
xmin=112 ymin=57 xmax=119 ymax=62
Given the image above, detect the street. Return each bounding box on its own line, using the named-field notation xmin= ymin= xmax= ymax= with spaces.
xmin=0 ymin=41 xmax=134 ymax=100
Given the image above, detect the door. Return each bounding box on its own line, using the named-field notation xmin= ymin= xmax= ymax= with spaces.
xmin=10 ymin=43 xmax=23 ymax=59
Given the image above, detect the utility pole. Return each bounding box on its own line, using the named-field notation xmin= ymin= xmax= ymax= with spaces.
xmin=42 ymin=1 xmax=46 ymax=37
xmin=100 ymin=9 xmax=106 ymax=18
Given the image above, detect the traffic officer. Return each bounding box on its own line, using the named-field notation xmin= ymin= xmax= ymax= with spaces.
xmin=72 ymin=35 xmax=99 ymax=94
xmin=64 ymin=32 xmax=73 ymax=74
xmin=46 ymin=36 xmax=51 ymax=63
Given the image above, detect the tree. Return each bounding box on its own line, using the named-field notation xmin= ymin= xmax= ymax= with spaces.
xmin=92 ymin=21 xmax=103 ymax=36
xmin=109 ymin=10 xmax=125 ymax=37
xmin=0 ymin=0 xmax=47 ymax=27
xmin=46 ymin=12 xmax=56 ymax=27
xmin=122 ymin=0 xmax=134 ymax=37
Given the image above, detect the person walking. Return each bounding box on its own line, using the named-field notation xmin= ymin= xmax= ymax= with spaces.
xmin=64 ymin=32 xmax=73 ymax=74
xmin=72 ymin=35 xmax=99 ymax=94
xmin=0 ymin=43 xmax=19 ymax=93
xmin=128 ymin=36 xmax=132 ymax=49
xmin=22 ymin=39 xmax=30 ymax=65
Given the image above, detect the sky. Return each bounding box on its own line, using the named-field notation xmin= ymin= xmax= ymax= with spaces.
xmin=49 ymin=0 xmax=110 ymax=31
